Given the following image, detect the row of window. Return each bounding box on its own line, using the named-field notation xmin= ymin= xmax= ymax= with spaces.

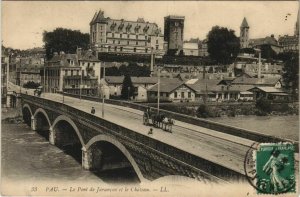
xmin=106 ymin=46 xmax=159 ymax=52
xmin=99 ymin=38 xmax=159 ymax=45
xmin=152 ymin=91 xmax=192 ymax=98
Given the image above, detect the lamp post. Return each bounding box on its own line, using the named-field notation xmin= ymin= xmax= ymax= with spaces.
xmin=101 ymin=63 xmax=105 ymax=118
xmin=157 ymin=67 xmax=160 ymax=115
xmin=80 ymin=69 xmax=83 ymax=101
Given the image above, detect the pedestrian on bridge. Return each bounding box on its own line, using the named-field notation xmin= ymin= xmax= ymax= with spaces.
xmin=91 ymin=107 xmax=95 ymax=114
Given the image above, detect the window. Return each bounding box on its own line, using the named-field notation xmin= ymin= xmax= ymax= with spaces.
xmin=145 ymin=35 xmax=147 ymax=39
xmin=145 ymin=42 xmax=147 ymax=46
xmin=100 ymin=26 xmax=103 ymax=30
xmin=100 ymin=32 xmax=103 ymax=36
xmin=156 ymin=39 xmax=158 ymax=44
xmin=118 ymin=40 xmax=120 ymax=44
xmin=127 ymin=34 xmax=130 ymax=38
xmin=136 ymin=35 xmax=138 ymax=39
xmin=174 ymin=92 xmax=177 ymax=98
xmin=136 ymin=41 xmax=138 ymax=45
xmin=115 ymin=46 xmax=117 ymax=51
xmin=127 ymin=41 xmax=130 ymax=45
xmin=188 ymin=92 xmax=191 ymax=98
xmin=120 ymin=34 xmax=122 ymax=38
xmin=160 ymin=92 xmax=163 ymax=96
xmin=71 ymin=70 xmax=73 ymax=76
xmin=120 ymin=47 xmax=123 ymax=51
xmin=112 ymin=33 xmax=114 ymax=38
xmin=113 ymin=40 xmax=115 ymax=44
xmin=181 ymin=92 xmax=184 ymax=98
xmin=133 ymin=48 xmax=136 ymax=52
xmin=156 ymin=45 xmax=159 ymax=50
xmin=145 ymin=48 xmax=148 ymax=53
xmin=108 ymin=46 xmax=111 ymax=51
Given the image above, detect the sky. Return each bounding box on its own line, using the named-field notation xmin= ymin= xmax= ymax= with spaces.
xmin=2 ymin=1 xmax=299 ymax=50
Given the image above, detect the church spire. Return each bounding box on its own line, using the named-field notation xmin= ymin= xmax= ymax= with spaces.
xmin=240 ymin=17 xmax=249 ymax=28
xmin=240 ymin=17 xmax=250 ymax=48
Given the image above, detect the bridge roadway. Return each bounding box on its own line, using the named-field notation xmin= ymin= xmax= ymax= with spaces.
xmin=40 ymin=93 xmax=254 ymax=177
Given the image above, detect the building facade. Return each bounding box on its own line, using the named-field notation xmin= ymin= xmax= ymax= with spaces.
xmin=17 ymin=57 xmax=44 ymax=87
xmin=90 ymin=10 xmax=166 ymax=57
xmin=240 ymin=17 xmax=250 ymax=49
xmin=183 ymin=42 xmax=199 ymax=56
xmin=199 ymin=39 xmax=209 ymax=57
xmin=164 ymin=15 xmax=185 ymax=54
xmin=43 ymin=51 xmax=103 ymax=96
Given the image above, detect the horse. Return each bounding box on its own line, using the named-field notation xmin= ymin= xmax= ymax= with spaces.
xmin=151 ymin=113 xmax=165 ymax=128
xmin=162 ymin=117 xmax=175 ymax=132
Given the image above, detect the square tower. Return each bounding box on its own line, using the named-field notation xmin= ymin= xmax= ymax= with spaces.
xmin=164 ymin=15 xmax=185 ymax=54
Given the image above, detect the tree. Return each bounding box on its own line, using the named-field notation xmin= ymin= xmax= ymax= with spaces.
xmin=23 ymin=81 xmax=40 ymax=89
xmin=105 ymin=62 xmax=151 ymax=77
xmin=207 ymin=26 xmax=240 ymax=64
xmin=121 ymin=75 xmax=135 ymax=100
xmin=282 ymin=52 xmax=299 ymax=98
xmin=43 ymin=28 xmax=90 ymax=60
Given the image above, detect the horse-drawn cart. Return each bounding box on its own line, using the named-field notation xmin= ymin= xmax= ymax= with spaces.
xmin=143 ymin=108 xmax=174 ymax=132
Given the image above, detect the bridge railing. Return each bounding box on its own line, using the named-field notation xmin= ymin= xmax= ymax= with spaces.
xmin=43 ymin=93 xmax=300 ymax=150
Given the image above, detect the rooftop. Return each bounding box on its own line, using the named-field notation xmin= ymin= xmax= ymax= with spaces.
xmin=90 ymin=10 xmax=162 ymax=36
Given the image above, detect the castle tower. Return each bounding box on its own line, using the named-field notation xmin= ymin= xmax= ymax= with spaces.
xmin=164 ymin=15 xmax=185 ymax=54
xmin=240 ymin=17 xmax=250 ymax=48
xmin=89 ymin=10 xmax=108 ymax=49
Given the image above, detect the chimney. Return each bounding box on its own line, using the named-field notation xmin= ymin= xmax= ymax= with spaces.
xmin=258 ymin=50 xmax=261 ymax=79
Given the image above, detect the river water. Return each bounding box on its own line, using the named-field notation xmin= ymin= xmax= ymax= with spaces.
xmin=208 ymin=115 xmax=299 ymax=141
xmin=1 ymin=122 xmax=139 ymax=186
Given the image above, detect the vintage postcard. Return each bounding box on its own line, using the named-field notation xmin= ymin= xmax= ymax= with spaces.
xmin=1 ymin=1 xmax=299 ymax=196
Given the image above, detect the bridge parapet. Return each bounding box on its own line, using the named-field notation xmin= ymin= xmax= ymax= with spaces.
xmin=63 ymin=93 xmax=299 ymax=150
xmin=21 ymin=94 xmax=245 ymax=182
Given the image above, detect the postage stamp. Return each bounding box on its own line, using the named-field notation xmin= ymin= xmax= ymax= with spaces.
xmin=254 ymin=143 xmax=296 ymax=194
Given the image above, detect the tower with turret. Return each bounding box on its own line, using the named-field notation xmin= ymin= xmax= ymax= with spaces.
xmin=240 ymin=17 xmax=250 ymax=48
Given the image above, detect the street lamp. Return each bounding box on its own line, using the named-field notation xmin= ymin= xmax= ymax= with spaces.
xmin=100 ymin=62 xmax=105 ymax=118
xmin=80 ymin=69 xmax=83 ymax=101
xmin=157 ymin=67 xmax=160 ymax=115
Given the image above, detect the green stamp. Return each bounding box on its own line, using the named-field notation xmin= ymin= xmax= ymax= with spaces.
xmin=255 ymin=143 xmax=295 ymax=194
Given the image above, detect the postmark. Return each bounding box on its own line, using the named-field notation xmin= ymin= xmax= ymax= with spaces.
xmin=244 ymin=142 xmax=296 ymax=194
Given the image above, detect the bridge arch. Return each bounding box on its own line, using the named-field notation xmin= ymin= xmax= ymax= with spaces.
xmin=33 ymin=108 xmax=52 ymax=140
xmin=22 ymin=104 xmax=33 ymax=116
xmin=33 ymin=108 xmax=51 ymax=127
xmin=52 ymin=115 xmax=85 ymax=147
xmin=22 ymin=104 xmax=33 ymax=126
xmin=86 ymin=134 xmax=146 ymax=182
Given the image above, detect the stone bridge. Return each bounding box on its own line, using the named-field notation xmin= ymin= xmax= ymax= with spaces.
xmin=21 ymin=94 xmax=245 ymax=183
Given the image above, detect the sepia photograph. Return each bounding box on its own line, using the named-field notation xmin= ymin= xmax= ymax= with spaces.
xmin=1 ymin=1 xmax=299 ymax=196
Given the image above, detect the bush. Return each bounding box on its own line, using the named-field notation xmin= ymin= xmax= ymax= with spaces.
xmin=197 ymin=104 xmax=209 ymax=118
xmin=256 ymin=98 xmax=272 ymax=113
xmin=23 ymin=81 xmax=40 ymax=89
